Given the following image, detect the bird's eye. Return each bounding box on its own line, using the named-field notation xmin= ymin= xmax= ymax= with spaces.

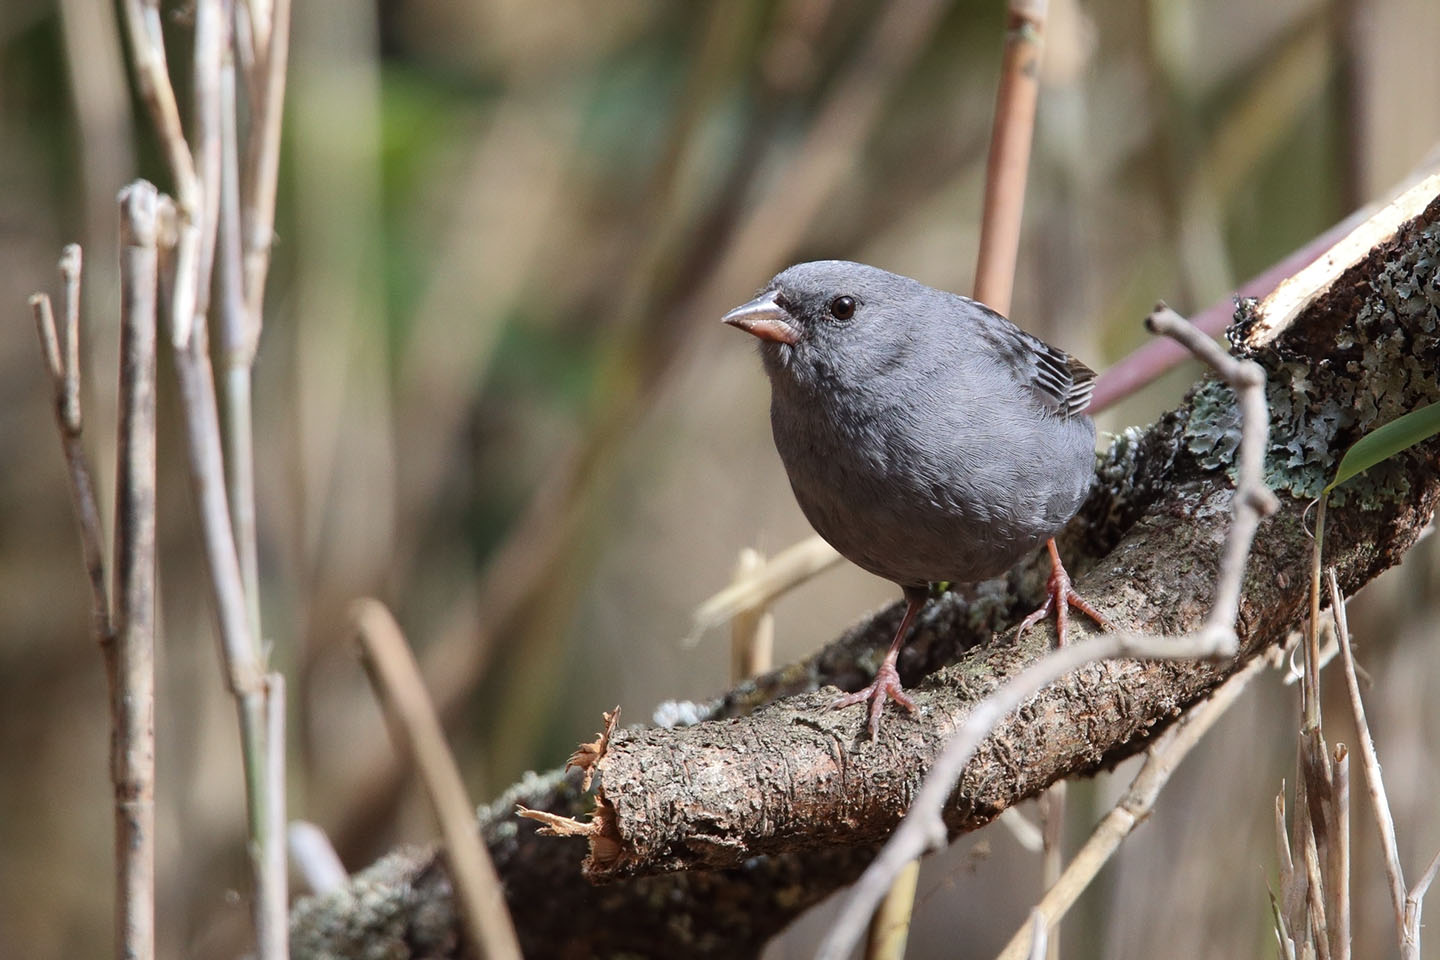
xmin=829 ymin=296 xmax=856 ymax=320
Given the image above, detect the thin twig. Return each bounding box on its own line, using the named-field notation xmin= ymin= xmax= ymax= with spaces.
xmin=973 ymin=0 xmax=1048 ymax=315
xmin=1331 ymin=745 xmax=1350 ymax=960
xmin=260 ymin=671 xmax=289 ymax=960
xmin=217 ymin=28 xmax=262 ymax=640
xmin=729 ymin=548 xmax=775 ymax=683
xmin=1328 ymin=569 xmax=1406 ymax=948
xmin=118 ymin=0 xmax=204 ymax=349
xmin=864 ymin=860 xmax=920 ymax=960
xmin=1404 ymin=848 xmax=1440 ymax=960
xmin=30 ymin=287 xmax=112 ymax=659
xmin=59 ymin=245 xmax=84 ymax=432
xmin=239 ymin=0 xmax=288 ymax=352
xmin=815 ymin=308 xmax=1278 ymax=960
xmin=352 ymin=599 xmax=522 ymax=960
xmin=995 ymin=651 xmax=1268 ymax=960
xmin=1038 ymin=781 xmax=1064 ymax=960
xmin=287 ymin=821 xmax=346 ymax=897
xmin=115 ymin=180 xmax=160 ymax=960
xmin=691 ymin=537 xmax=841 ymax=642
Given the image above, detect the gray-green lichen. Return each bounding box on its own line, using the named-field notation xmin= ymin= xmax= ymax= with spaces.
xmin=1184 ymin=219 xmax=1440 ymax=505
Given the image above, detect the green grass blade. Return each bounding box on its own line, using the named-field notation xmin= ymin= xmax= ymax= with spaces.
xmin=1325 ymin=401 xmax=1440 ymax=493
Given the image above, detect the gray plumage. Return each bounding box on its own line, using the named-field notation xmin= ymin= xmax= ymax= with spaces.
xmin=732 ymin=260 xmax=1096 ymax=591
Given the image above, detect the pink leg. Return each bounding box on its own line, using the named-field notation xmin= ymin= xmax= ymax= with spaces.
xmin=831 ymin=589 xmax=925 ymax=738
xmin=1016 ymin=539 xmax=1113 ymax=646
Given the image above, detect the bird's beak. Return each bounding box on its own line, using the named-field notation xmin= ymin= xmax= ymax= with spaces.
xmin=722 ymin=291 xmax=800 ymax=345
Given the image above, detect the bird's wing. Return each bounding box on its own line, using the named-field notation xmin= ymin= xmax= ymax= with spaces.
xmin=1023 ymin=332 xmax=1095 ymax=418
xmin=969 ymin=302 xmax=1096 ymax=418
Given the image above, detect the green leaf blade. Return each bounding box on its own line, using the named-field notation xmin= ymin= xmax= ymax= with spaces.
xmin=1325 ymin=401 xmax=1440 ymax=493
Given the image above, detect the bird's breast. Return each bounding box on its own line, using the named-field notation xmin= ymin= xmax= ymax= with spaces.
xmin=767 ymin=384 xmax=1094 ymax=587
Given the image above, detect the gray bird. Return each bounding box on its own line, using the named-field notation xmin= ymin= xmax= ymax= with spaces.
xmin=723 ymin=260 xmax=1110 ymax=737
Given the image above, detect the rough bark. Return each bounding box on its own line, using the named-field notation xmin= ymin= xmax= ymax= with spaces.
xmin=290 ymin=184 xmax=1440 ymax=959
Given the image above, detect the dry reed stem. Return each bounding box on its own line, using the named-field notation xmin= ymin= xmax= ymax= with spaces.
xmin=113 ymin=182 xmax=161 ymax=960
xmin=995 ymin=651 xmax=1269 ymax=960
xmin=352 ymin=599 xmax=522 ymax=960
xmin=816 ymin=307 xmax=1279 ymax=960
xmin=1328 ymin=569 xmax=1407 ymax=952
xmin=973 ymin=0 xmax=1048 ymax=315
xmin=287 ymin=822 xmax=346 ymax=897
xmin=729 ymin=548 xmax=775 ymax=684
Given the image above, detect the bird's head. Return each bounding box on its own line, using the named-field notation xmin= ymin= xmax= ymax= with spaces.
xmin=722 ymin=260 xmax=934 ymax=390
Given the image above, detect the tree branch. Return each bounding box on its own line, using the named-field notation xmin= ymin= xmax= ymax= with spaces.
xmin=291 ymin=175 xmax=1440 ymax=959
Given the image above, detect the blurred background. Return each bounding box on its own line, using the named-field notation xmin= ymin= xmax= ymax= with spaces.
xmin=3 ymin=0 xmax=1439 ymax=956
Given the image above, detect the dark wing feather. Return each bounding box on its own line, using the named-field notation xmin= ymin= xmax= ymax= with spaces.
xmin=966 ymin=298 xmax=1096 ymax=418
xmin=1025 ymin=333 xmax=1095 ymax=418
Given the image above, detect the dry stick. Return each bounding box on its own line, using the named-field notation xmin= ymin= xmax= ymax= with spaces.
xmin=972 ymin=0 xmax=1048 ymax=314
xmin=217 ymin=32 xmax=262 ymax=639
xmin=239 ymin=0 xmax=289 ymax=341
xmin=36 ymin=237 xmax=149 ymax=958
xmin=815 ymin=308 xmax=1280 ymax=960
xmin=287 ymin=821 xmax=346 ymax=897
xmin=995 ymin=651 xmax=1271 ymax=960
xmin=729 ymin=549 xmax=775 ymax=685
xmin=31 ymin=284 xmax=112 ymax=672
xmin=1331 ymin=745 xmax=1350 ymax=960
xmin=170 ymin=284 xmax=284 ymax=958
xmin=113 ymin=182 xmax=161 ymax=960
xmin=118 ymin=0 xmax=203 ymax=349
xmin=1328 ymin=569 xmax=1406 ymax=949
xmin=692 ymin=537 xmax=841 ymax=641
xmin=1404 ymin=850 xmax=1440 ymax=960
xmin=352 ymin=599 xmax=522 ymax=960
xmin=1038 ymin=781 xmax=1064 ymax=960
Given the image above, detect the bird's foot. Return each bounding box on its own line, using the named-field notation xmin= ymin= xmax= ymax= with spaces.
xmin=831 ymin=654 xmax=916 ymax=739
xmin=1016 ymin=542 xmax=1112 ymax=647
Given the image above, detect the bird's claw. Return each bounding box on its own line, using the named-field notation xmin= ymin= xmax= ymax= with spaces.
xmin=1017 ymin=542 xmax=1112 ymax=647
xmin=831 ymin=657 xmax=916 ymax=739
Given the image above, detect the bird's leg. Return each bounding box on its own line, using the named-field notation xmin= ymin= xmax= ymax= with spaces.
xmin=1016 ymin=538 xmax=1112 ymax=646
xmin=831 ymin=586 xmax=927 ymax=738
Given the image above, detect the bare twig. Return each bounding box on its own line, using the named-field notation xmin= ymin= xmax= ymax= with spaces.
xmin=1038 ymin=781 xmax=1063 ymax=960
xmin=112 ymin=181 xmax=161 ymax=960
xmin=973 ymin=0 xmax=1048 ymax=315
xmin=1329 ymin=569 xmax=1405 ymax=948
xmin=864 ymin=860 xmax=920 ymax=960
xmin=352 ymin=599 xmax=522 ymax=960
xmin=816 ymin=308 xmax=1278 ymax=960
xmin=995 ymin=650 xmax=1268 ymax=960
xmin=30 ymin=283 xmax=112 ymax=662
xmin=1404 ymin=848 xmax=1440 ymax=960
xmin=239 ymin=0 xmax=290 ymax=346
xmin=217 ymin=29 xmax=262 ymax=639
xmin=729 ymin=548 xmax=775 ymax=683
xmin=288 ymin=821 xmax=346 ymax=897
xmin=261 ymin=671 xmax=289 ymax=960
xmin=1331 ymin=744 xmax=1350 ymax=960
xmin=118 ymin=0 xmax=204 ymax=349
xmin=691 ymin=537 xmax=841 ymax=642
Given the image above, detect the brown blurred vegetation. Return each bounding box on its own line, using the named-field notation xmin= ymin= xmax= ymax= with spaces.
xmin=2 ymin=0 xmax=1440 ymax=956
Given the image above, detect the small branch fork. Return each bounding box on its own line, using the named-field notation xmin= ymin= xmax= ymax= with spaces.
xmin=34 ymin=200 xmax=161 ymax=960
xmin=815 ymin=306 xmax=1280 ymax=960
